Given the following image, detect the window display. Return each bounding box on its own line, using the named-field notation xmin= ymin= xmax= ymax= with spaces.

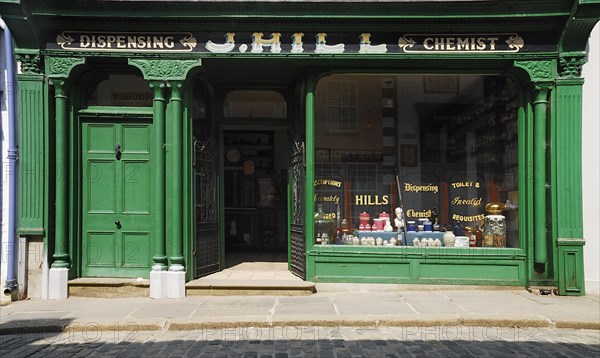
xmin=314 ymin=74 xmax=519 ymax=249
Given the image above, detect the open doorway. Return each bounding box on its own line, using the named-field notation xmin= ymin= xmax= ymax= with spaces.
xmin=221 ymin=90 xmax=290 ymax=268
xmin=223 ymin=129 xmax=289 ymax=267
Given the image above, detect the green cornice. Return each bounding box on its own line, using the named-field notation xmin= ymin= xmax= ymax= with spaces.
xmin=559 ymin=0 xmax=600 ymax=52
xmin=128 ymin=59 xmax=201 ymax=80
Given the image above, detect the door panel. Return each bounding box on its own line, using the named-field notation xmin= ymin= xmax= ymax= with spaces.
xmin=86 ymin=160 xmax=117 ymax=213
xmin=82 ymin=119 xmax=154 ymax=278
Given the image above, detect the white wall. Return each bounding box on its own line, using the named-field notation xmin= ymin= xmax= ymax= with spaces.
xmin=582 ymin=23 xmax=600 ymax=296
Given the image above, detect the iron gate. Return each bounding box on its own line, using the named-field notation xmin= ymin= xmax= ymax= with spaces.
xmin=289 ymin=134 xmax=306 ymax=279
xmin=194 ymin=138 xmax=220 ymax=277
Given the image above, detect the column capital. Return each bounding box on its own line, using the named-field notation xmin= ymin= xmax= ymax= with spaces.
xmin=167 ymin=80 xmax=185 ymax=101
xmin=49 ymin=78 xmax=71 ymax=98
xmin=149 ymin=81 xmax=166 ymax=101
xmin=15 ymin=51 xmax=43 ymax=75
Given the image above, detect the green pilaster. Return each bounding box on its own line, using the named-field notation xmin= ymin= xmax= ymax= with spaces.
xmin=150 ymin=81 xmax=168 ymax=271
xmin=555 ymin=57 xmax=585 ymax=240
xmin=552 ymin=54 xmax=587 ymax=295
xmin=168 ymin=80 xmax=185 ymax=270
xmin=50 ymin=78 xmax=70 ymax=268
xmin=304 ymin=76 xmax=316 ymax=279
xmin=15 ymin=51 xmax=45 ymax=235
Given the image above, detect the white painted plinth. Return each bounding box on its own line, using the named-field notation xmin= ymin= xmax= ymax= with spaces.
xmin=167 ymin=271 xmax=186 ymax=299
xmin=150 ymin=270 xmax=169 ymax=299
xmin=48 ymin=268 xmax=68 ymax=300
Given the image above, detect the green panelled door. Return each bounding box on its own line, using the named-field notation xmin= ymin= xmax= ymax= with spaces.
xmin=81 ymin=119 xmax=154 ymax=278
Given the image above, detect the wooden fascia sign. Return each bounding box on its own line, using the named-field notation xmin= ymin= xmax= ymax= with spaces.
xmin=51 ymin=31 xmax=539 ymax=54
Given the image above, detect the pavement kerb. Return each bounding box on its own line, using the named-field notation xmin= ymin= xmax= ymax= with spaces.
xmin=4 ymin=318 xmax=598 ymax=335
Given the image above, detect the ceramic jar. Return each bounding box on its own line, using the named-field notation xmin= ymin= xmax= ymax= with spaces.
xmin=443 ymin=230 xmax=456 ymax=247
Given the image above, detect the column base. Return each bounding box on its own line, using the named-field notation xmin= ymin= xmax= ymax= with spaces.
xmin=150 ymin=270 xmax=169 ymax=299
xmin=167 ymin=271 xmax=186 ymax=299
xmin=48 ymin=268 xmax=68 ymax=299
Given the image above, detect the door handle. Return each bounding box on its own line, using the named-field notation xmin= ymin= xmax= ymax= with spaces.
xmin=115 ymin=144 xmax=122 ymax=160
xmin=115 ymin=220 xmax=121 ymax=229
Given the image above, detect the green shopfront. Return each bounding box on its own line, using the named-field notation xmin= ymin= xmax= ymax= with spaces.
xmin=2 ymin=0 xmax=598 ymax=298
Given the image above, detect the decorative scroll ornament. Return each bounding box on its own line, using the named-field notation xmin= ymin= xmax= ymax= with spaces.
xmin=128 ymin=59 xmax=201 ymax=80
xmin=506 ymin=34 xmax=524 ymax=51
xmin=180 ymin=34 xmax=198 ymax=51
xmin=16 ymin=53 xmax=42 ymax=74
xmin=514 ymin=60 xmax=554 ymax=82
xmin=559 ymin=56 xmax=587 ymax=78
xmin=398 ymin=35 xmax=417 ymax=51
xmin=56 ymin=32 xmax=74 ymax=48
xmin=46 ymin=57 xmax=86 ymax=78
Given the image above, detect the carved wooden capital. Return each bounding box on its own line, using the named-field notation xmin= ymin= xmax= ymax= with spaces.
xmin=128 ymin=59 xmax=201 ymax=81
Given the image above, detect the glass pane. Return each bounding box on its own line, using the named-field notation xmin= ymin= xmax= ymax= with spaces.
xmin=314 ymin=74 xmax=519 ymax=248
xmin=223 ymin=90 xmax=286 ymax=118
xmin=87 ymin=74 xmax=151 ymax=107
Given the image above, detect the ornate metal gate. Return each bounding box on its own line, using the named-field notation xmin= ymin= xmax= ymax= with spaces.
xmin=194 ymin=138 xmax=220 ymax=277
xmin=289 ymin=135 xmax=306 ymax=279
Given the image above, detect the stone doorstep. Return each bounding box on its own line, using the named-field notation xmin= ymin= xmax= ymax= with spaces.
xmin=186 ymin=279 xmax=317 ymax=296
xmin=66 ymin=278 xmax=316 ymax=297
xmin=68 ymin=278 xmax=150 ymax=298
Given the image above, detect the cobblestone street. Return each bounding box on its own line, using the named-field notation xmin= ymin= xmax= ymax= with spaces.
xmin=1 ymin=326 xmax=598 ymax=357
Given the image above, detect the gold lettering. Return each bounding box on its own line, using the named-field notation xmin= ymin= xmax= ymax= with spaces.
xmin=456 ymin=38 xmax=469 ymax=50
xmin=487 ymin=37 xmax=498 ymax=50
xmin=164 ymin=36 xmax=174 ymax=48
xmin=423 ymin=37 xmax=434 ymax=50
xmin=446 ymin=37 xmax=455 ymax=50
xmin=476 ymin=38 xmax=486 ymax=50
xmin=80 ymin=35 xmax=91 ymax=48
xmin=434 ymin=37 xmax=444 ymax=50
xmin=153 ymin=36 xmax=163 ymax=48
xmin=116 ymin=35 xmax=126 ymax=49
xmin=106 ymin=35 xmax=116 ymax=48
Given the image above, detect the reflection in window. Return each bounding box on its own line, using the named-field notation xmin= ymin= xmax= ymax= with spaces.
xmin=326 ymin=81 xmax=358 ymax=132
xmin=223 ymin=90 xmax=286 ymax=118
xmin=314 ymin=74 xmax=519 ymax=248
xmin=86 ymin=74 xmax=151 ymax=107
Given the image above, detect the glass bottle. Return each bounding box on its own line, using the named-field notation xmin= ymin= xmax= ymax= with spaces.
xmin=431 ymin=207 xmax=439 ymax=225
xmin=483 ymin=202 xmax=506 ymax=247
xmin=453 ymin=221 xmax=463 ymax=237
xmin=473 ymin=223 xmax=483 ymax=247
xmin=314 ymin=204 xmax=335 ymax=245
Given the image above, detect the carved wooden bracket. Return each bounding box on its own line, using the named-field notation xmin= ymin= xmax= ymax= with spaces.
xmin=45 ymin=56 xmax=86 ymax=78
xmin=128 ymin=59 xmax=201 ymax=81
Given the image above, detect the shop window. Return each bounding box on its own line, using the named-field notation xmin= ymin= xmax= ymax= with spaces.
xmin=314 ymin=74 xmax=519 ymax=249
xmin=325 ymin=81 xmax=358 ymax=132
xmin=223 ymin=90 xmax=286 ymax=118
xmin=86 ymin=74 xmax=151 ymax=107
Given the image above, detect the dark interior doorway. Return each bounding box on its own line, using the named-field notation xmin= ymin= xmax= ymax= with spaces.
xmin=223 ymin=129 xmax=289 ymax=266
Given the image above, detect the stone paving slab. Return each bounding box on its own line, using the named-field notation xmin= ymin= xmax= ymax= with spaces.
xmin=1 ymin=288 xmax=599 ymax=335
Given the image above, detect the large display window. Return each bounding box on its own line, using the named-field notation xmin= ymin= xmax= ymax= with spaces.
xmin=314 ymin=74 xmax=519 ymax=249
